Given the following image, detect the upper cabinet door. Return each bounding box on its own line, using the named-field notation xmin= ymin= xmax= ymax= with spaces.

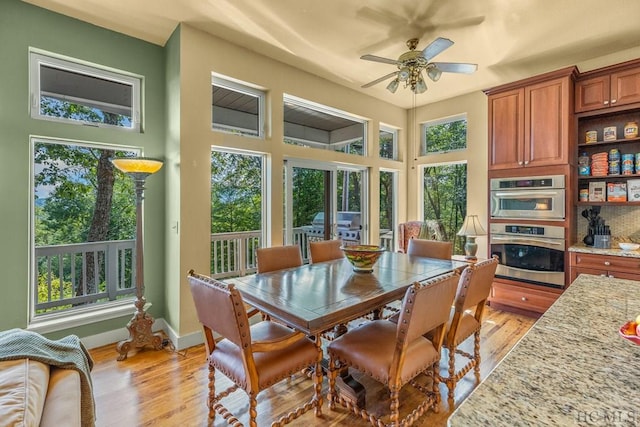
xmin=575 ymin=76 xmax=609 ymax=113
xmin=525 ymin=77 xmax=571 ymax=168
xmin=488 ymin=88 xmax=524 ymax=170
xmin=610 ymin=67 xmax=640 ymax=107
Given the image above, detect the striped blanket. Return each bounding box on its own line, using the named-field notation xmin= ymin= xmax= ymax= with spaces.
xmin=0 ymin=328 xmax=95 ymax=427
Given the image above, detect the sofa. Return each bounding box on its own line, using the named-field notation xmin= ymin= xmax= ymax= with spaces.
xmin=0 ymin=329 xmax=95 ymax=427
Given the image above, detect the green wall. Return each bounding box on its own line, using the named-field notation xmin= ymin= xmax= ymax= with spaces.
xmin=0 ymin=0 xmax=167 ymax=339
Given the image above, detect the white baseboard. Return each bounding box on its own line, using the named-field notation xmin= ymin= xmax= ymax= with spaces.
xmin=80 ymin=318 xmax=204 ymax=351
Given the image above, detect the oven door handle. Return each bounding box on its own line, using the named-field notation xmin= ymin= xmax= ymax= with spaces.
xmin=490 ymin=235 xmax=564 ymax=247
xmin=493 ymin=191 xmax=560 ymax=198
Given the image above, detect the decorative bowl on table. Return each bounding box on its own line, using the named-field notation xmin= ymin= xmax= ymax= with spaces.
xmin=341 ymin=245 xmax=385 ymax=272
xmin=619 ymin=321 xmax=640 ymax=345
xmin=618 ymin=242 xmax=640 ymax=251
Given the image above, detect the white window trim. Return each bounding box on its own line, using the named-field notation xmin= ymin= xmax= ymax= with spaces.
xmin=380 ymin=124 xmax=398 ymax=160
xmin=212 ymin=74 xmax=266 ymax=139
xmin=283 ymin=94 xmax=368 ymax=155
xmin=29 ymin=135 xmax=141 ymax=331
xmin=29 ymin=49 xmax=142 ymax=131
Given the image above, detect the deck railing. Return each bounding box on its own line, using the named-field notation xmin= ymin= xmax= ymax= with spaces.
xmin=34 ymin=229 xmax=395 ymax=313
xmin=34 ymin=240 xmax=136 ymax=315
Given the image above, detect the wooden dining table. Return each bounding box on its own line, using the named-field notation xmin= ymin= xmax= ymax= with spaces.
xmin=229 ymin=251 xmax=467 ymax=336
xmin=227 ymin=251 xmax=467 ymax=407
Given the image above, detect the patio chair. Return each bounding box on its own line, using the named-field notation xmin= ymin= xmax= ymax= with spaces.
xmin=327 ymin=271 xmax=459 ymax=426
xmin=440 ymin=256 xmax=498 ymax=405
xmin=187 ymin=270 xmax=323 ymax=426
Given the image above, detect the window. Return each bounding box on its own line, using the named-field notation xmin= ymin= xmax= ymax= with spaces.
xmin=31 ymin=138 xmax=139 ymax=322
xmin=210 ymin=149 xmax=265 ymax=277
xmin=212 ymin=75 xmax=265 ymax=138
xmin=283 ymin=95 xmax=366 ymax=156
xmin=421 ymin=162 xmax=467 ymax=254
xmin=421 ymin=114 xmax=467 ymax=155
xmin=379 ymin=170 xmax=397 ymax=250
xmin=379 ymin=126 xmax=398 ymax=160
xmin=30 ymin=51 xmax=141 ymax=130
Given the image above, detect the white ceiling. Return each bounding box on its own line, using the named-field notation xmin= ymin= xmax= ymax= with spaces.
xmin=23 ymin=0 xmax=640 ymax=108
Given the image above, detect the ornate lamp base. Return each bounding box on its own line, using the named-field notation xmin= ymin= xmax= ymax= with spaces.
xmin=116 ymin=310 xmax=163 ymax=361
xmin=464 ymin=236 xmax=479 ymax=260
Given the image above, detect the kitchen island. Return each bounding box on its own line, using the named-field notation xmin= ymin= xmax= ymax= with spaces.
xmin=448 ymin=274 xmax=640 ymax=426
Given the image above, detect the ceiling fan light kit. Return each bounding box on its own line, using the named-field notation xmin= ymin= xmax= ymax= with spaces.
xmin=361 ymin=37 xmax=477 ymax=95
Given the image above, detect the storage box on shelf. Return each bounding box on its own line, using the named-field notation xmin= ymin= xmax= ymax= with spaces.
xmin=569 ymin=251 xmax=640 ymax=282
xmin=576 ymin=110 xmax=640 ymax=206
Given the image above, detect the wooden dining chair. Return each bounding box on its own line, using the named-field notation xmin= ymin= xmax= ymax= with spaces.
xmin=327 ymin=271 xmax=459 ymax=426
xmin=439 ymin=256 xmax=499 ymax=405
xmin=407 ymin=238 xmax=453 ymax=260
xmin=256 ymin=245 xmax=303 ymax=273
xmin=309 ymin=239 xmax=344 ymax=263
xmin=187 ymin=270 xmax=323 ymax=427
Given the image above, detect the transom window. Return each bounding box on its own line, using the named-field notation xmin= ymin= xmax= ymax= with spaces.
xmin=212 ymin=75 xmax=265 ymax=138
xmin=283 ymin=95 xmax=366 ymax=156
xmin=379 ymin=125 xmax=398 ymax=160
xmin=421 ymin=114 xmax=467 ymax=155
xmin=29 ymin=51 xmax=141 ymax=130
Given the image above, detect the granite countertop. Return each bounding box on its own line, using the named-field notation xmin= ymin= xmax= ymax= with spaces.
xmin=569 ymin=243 xmax=640 ymax=258
xmin=448 ymin=274 xmax=640 ymax=427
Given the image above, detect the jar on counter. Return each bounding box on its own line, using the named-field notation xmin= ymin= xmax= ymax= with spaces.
xmin=624 ymin=121 xmax=638 ymax=139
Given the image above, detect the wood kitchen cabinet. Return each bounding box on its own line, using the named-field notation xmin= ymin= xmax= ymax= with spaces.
xmin=489 ymin=278 xmax=562 ymax=316
xmin=485 ymin=66 xmax=577 ymax=171
xmin=575 ymin=61 xmax=640 ymax=113
xmin=569 ymin=251 xmax=640 ymax=282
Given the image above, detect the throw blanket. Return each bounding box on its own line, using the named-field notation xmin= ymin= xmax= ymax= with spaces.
xmin=0 ymin=329 xmax=95 ymax=427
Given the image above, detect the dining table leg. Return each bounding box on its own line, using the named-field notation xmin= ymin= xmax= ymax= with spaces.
xmin=333 ymin=323 xmax=366 ymax=408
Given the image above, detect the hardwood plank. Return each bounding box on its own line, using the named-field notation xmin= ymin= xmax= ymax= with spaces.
xmin=89 ymin=306 xmax=535 ymax=426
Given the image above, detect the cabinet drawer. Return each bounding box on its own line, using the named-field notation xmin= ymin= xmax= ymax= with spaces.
xmin=490 ymin=281 xmax=560 ymax=313
xmin=571 ymin=252 xmax=640 ymax=274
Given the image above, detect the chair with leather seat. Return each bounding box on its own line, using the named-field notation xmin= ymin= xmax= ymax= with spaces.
xmin=256 ymin=245 xmax=303 ymax=273
xmin=187 ymin=270 xmax=323 ymax=427
xmin=407 ymin=238 xmax=453 ymax=260
xmin=309 ymin=239 xmax=344 ymax=263
xmin=440 ymin=256 xmax=499 ymax=405
xmin=327 ymin=271 xmax=459 ymax=426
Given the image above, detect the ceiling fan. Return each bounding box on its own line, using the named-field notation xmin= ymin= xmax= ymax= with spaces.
xmin=361 ymin=37 xmax=477 ymax=94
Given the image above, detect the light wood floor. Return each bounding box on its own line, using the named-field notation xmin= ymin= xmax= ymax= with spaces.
xmin=89 ymin=307 xmax=535 ymax=426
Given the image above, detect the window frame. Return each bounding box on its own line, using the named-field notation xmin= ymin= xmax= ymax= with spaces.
xmin=420 ymin=113 xmax=467 ymax=155
xmin=379 ymin=125 xmax=398 ymax=160
xmin=29 ymin=49 xmax=142 ymax=131
xmin=283 ymin=94 xmax=368 ymax=155
xmin=28 ymin=136 xmax=142 ymax=333
xmin=212 ymin=74 xmax=266 ymax=139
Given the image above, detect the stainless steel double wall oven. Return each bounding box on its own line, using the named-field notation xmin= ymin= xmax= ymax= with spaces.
xmin=489 ymin=175 xmax=567 ymax=288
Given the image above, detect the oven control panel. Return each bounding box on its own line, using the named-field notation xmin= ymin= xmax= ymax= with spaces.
xmin=490 ymin=223 xmax=565 ymax=240
xmin=504 ymin=225 xmax=545 ymax=235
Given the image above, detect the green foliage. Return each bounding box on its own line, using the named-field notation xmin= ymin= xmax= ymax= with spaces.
xmin=424 ymin=119 xmax=467 ymax=154
xmin=379 ymin=131 xmax=395 ymax=159
xmin=380 ymin=171 xmax=394 ymax=231
xmin=34 ymin=142 xmax=136 ymax=245
xmin=211 ymin=151 xmax=262 ymax=232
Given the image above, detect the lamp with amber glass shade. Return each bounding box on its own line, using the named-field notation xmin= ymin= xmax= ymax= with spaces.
xmin=456 ymin=214 xmax=487 ymax=260
xmin=111 ymin=156 xmax=163 ymax=361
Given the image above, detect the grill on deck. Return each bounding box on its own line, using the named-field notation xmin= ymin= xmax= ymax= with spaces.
xmin=303 ymin=211 xmax=361 ymax=243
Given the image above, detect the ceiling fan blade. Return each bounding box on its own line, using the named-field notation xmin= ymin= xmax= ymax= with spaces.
xmin=360 ymin=54 xmax=398 ymax=65
xmin=421 ymin=37 xmax=454 ymax=61
xmin=362 ymin=71 xmax=399 ymax=88
xmin=432 ymin=62 xmax=478 ymax=73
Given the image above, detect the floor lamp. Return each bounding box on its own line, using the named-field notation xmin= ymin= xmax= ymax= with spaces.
xmin=111 ymin=156 xmax=164 ymax=361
